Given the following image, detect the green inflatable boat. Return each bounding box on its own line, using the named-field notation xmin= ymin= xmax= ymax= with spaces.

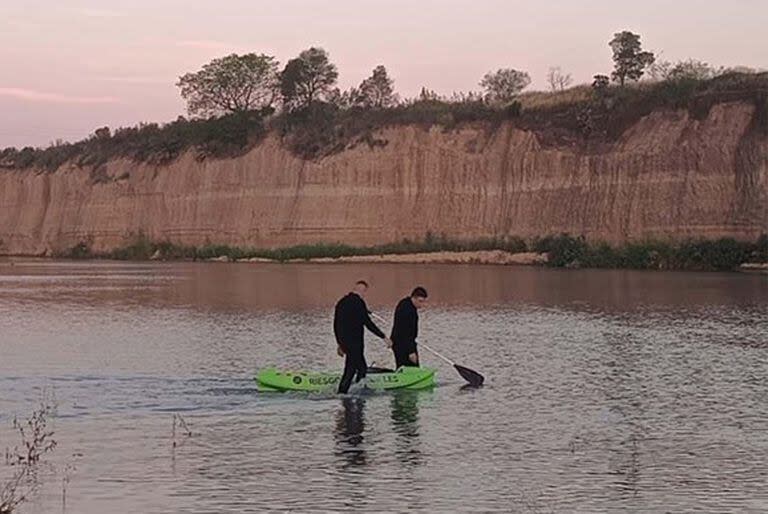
xmin=256 ymin=366 xmax=437 ymax=392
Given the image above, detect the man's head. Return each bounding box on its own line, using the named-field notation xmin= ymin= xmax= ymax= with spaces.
xmin=353 ymin=280 xmax=369 ymax=297
xmin=410 ymin=286 xmax=428 ymax=309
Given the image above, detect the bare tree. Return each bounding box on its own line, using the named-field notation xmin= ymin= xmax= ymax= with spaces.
xmin=547 ymin=67 xmax=573 ymax=91
xmin=1 ymin=397 xmax=57 ymax=514
xmin=647 ymin=59 xmax=672 ymax=82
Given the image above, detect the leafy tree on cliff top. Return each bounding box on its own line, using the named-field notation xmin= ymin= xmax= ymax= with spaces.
xmin=667 ymin=59 xmax=719 ymax=81
xmin=479 ymin=68 xmax=531 ymax=105
xmin=610 ymin=31 xmax=655 ymax=85
xmin=648 ymin=58 xmax=720 ymax=82
xmin=279 ymin=47 xmax=339 ymax=111
xmin=592 ymin=74 xmax=610 ymax=91
xmin=177 ymin=53 xmax=280 ymax=117
xmin=353 ymin=65 xmax=398 ymax=108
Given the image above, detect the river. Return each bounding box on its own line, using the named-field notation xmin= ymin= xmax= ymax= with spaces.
xmin=1 ymin=260 xmax=767 ymax=512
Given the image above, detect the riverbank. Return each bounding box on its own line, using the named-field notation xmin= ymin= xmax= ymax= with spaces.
xmin=22 ymin=234 xmax=764 ymax=272
xmin=258 ymin=250 xmax=547 ymax=265
xmin=739 ymin=262 xmax=768 ymax=274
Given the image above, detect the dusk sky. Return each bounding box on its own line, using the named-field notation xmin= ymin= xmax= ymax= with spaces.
xmin=1 ymin=0 xmax=766 ymax=148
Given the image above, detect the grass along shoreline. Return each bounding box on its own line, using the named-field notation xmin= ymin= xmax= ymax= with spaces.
xmin=51 ymin=234 xmax=768 ymax=272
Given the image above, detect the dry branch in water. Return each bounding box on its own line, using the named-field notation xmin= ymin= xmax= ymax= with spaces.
xmin=1 ymin=394 xmax=58 ymax=514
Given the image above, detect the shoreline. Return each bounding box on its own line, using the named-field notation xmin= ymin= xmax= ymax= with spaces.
xmin=2 ymin=251 xmax=767 ymax=273
xmin=238 ymin=250 xmax=548 ymax=265
xmin=1 ymin=234 xmax=766 ymax=272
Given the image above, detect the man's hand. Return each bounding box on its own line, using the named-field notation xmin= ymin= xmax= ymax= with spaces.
xmin=337 ymin=345 xmax=345 ymax=357
xmin=409 ymin=352 xmax=419 ymax=364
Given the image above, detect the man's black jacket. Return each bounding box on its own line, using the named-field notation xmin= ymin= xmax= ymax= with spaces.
xmin=333 ymin=292 xmax=385 ymax=351
xmin=391 ymin=296 xmax=418 ymax=355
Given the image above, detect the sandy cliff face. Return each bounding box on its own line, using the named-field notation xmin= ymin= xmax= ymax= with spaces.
xmin=0 ymin=101 xmax=766 ymax=255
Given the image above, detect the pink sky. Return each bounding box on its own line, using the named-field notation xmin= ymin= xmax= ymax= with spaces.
xmin=1 ymin=0 xmax=766 ymax=148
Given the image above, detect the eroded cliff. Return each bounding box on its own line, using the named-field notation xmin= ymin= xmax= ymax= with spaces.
xmin=0 ymin=101 xmax=766 ymax=256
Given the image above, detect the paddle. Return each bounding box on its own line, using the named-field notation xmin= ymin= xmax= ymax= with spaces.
xmin=370 ymin=312 xmax=485 ymax=387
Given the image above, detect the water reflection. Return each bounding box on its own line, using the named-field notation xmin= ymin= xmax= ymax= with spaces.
xmin=3 ymin=260 xmax=765 ymax=314
xmin=390 ymin=391 xmax=422 ymax=467
xmin=335 ymin=397 xmax=367 ymax=467
xmin=333 ymin=392 xmax=424 ymax=470
xmin=606 ymin=333 xmax=653 ymax=500
xmin=609 ymin=431 xmax=641 ymax=498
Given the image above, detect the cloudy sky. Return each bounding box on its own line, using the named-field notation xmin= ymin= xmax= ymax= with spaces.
xmin=1 ymin=0 xmax=766 ymax=148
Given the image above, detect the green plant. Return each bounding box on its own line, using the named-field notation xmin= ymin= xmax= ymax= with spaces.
xmin=533 ymin=236 xmax=761 ymax=271
xmin=480 ymin=68 xmax=531 ymax=104
xmin=354 ymin=65 xmax=398 ymax=108
xmin=582 ymin=242 xmax=619 ymax=268
xmin=177 ymin=53 xmax=280 ymax=117
xmin=676 ymin=238 xmax=749 ymax=271
xmin=280 ymin=47 xmax=338 ymax=111
xmin=609 ymin=31 xmax=655 ymax=85
xmin=753 ymin=234 xmax=768 ymax=261
xmin=533 ymin=234 xmax=588 ymax=267
xmin=64 ymin=242 xmax=92 ymax=259
xmin=109 ymin=235 xmax=155 ymax=260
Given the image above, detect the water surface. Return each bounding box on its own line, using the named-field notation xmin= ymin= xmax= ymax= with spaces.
xmin=1 ymin=260 xmax=767 ymax=512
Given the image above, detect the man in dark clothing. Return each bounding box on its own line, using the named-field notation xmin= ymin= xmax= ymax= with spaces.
xmin=391 ymin=287 xmax=428 ymax=368
xmin=334 ymin=280 xmax=390 ymax=394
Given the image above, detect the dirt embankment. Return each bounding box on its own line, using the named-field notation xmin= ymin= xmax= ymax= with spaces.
xmin=0 ymin=101 xmax=766 ymax=256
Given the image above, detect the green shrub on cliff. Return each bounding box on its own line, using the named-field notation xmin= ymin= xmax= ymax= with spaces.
xmin=106 ymin=111 xmax=269 ymax=165
xmin=276 ymin=95 xmax=510 ymax=158
xmin=1 ymin=111 xmax=269 ymax=172
xmin=2 ymin=71 xmax=766 ymax=169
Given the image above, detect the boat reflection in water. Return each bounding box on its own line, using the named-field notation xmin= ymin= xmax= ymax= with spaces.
xmin=390 ymin=391 xmax=423 ymax=466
